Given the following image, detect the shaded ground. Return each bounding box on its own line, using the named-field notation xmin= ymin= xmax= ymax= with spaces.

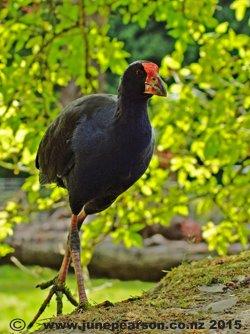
xmin=34 ymin=251 xmax=250 ymax=334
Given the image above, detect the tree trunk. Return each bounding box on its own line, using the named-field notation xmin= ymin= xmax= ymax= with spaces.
xmin=5 ymin=208 xmax=247 ymax=281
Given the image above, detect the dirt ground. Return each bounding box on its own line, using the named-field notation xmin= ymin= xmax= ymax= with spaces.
xmin=33 ymin=251 xmax=250 ymax=334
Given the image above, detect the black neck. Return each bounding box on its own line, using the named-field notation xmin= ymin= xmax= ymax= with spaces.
xmin=115 ymin=92 xmax=150 ymax=122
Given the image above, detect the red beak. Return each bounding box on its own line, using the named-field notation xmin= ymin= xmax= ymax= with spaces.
xmin=144 ymin=74 xmax=167 ymax=96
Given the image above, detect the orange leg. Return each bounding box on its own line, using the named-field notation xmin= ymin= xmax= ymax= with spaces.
xmin=58 ymin=210 xmax=87 ymax=284
xmin=58 ymin=246 xmax=71 ymax=283
xmin=28 ymin=211 xmax=88 ymax=329
xmin=70 ymin=214 xmax=88 ymax=305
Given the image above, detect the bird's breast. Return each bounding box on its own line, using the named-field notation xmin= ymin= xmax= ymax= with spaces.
xmin=112 ymin=124 xmax=154 ymax=184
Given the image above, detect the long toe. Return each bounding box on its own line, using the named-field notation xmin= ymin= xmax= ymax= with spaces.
xmin=63 ymin=285 xmax=78 ymax=306
xmin=36 ymin=275 xmax=58 ymax=289
xmin=55 ymin=290 xmax=63 ymax=315
xmin=28 ymin=281 xmax=77 ymax=328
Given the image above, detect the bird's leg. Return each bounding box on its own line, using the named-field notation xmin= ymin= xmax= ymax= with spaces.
xmin=74 ymin=212 xmax=113 ymax=309
xmin=70 ymin=214 xmax=89 ymax=309
xmin=27 ymin=212 xmax=86 ymax=329
xmin=27 ymin=249 xmax=76 ymax=329
xmin=36 ymin=243 xmax=71 ymax=288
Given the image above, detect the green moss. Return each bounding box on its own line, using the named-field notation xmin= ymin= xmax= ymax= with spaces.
xmin=145 ymin=251 xmax=250 ymax=309
xmin=34 ymin=251 xmax=250 ymax=334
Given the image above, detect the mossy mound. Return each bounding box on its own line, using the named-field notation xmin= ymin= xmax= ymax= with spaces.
xmin=34 ymin=251 xmax=250 ymax=334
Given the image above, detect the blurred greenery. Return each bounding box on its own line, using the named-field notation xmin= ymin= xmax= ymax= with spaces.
xmin=0 ymin=264 xmax=154 ymax=333
xmin=0 ymin=0 xmax=249 ymax=259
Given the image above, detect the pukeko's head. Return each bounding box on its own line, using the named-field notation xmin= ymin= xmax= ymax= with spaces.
xmin=119 ymin=60 xmax=167 ymax=99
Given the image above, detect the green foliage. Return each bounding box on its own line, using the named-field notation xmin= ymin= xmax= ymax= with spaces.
xmin=0 ymin=0 xmax=249 ymax=258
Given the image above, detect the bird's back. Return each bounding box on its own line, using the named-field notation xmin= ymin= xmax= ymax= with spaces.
xmin=36 ymin=94 xmax=117 ymax=186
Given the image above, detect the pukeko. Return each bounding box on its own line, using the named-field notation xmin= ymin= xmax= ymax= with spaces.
xmin=29 ymin=60 xmax=166 ymax=327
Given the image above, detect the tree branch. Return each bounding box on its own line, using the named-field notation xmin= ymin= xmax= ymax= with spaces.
xmin=78 ymin=0 xmax=95 ymax=92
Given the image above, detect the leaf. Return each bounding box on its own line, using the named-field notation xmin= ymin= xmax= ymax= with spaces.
xmin=162 ymin=56 xmax=180 ymax=70
xmin=173 ymin=205 xmax=189 ymax=216
xmin=215 ymin=22 xmax=229 ymax=34
xmin=230 ymin=0 xmax=249 ymax=21
xmin=204 ymin=134 xmax=220 ymax=159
